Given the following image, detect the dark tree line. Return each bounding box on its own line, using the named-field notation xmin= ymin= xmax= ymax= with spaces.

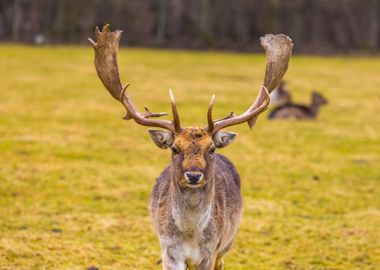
xmin=0 ymin=0 xmax=379 ymax=53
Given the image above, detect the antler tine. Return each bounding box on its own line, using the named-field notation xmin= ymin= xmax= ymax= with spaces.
xmin=143 ymin=107 xmax=168 ymax=118
xmin=207 ymin=95 xmax=215 ymax=132
xmin=169 ymin=89 xmax=182 ymax=133
xmin=90 ymin=24 xmax=178 ymax=133
xmin=205 ymin=34 xmax=293 ymax=135
xmin=206 ymin=86 xmax=271 ymax=135
xmin=214 ymin=112 xmax=236 ymax=122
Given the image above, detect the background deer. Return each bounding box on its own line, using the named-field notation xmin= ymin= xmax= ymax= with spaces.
xmin=89 ymin=25 xmax=292 ymax=270
xmin=268 ymin=90 xmax=328 ymax=119
xmin=270 ymin=80 xmax=291 ymax=105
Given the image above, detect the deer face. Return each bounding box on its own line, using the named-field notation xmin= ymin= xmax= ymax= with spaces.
xmin=148 ymin=128 xmax=236 ymax=188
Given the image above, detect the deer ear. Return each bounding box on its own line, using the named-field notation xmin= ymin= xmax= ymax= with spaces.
xmin=148 ymin=129 xmax=174 ymax=149
xmin=213 ymin=131 xmax=237 ymax=148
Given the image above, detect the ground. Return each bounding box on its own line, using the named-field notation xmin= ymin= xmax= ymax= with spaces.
xmin=0 ymin=45 xmax=379 ymax=270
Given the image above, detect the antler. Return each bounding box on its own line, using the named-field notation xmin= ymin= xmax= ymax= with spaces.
xmin=89 ymin=24 xmax=182 ymax=133
xmin=206 ymin=34 xmax=293 ymax=135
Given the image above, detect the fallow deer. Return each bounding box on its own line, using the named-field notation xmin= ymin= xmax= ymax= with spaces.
xmin=89 ymin=25 xmax=293 ymax=270
xmin=268 ymin=91 xmax=328 ymax=119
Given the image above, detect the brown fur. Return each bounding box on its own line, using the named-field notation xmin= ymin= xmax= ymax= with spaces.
xmin=151 ymin=128 xmax=242 ymax=270
xmin=176 ymin=128 xmax=212 ymax=173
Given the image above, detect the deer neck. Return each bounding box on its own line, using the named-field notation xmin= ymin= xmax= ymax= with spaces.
xmin=309 ymin=102 xmax=321 ymax=117
xmin=170 ymin=171 xmax=215 ymax=235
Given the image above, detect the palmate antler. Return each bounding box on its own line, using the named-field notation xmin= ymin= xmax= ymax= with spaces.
xmin=88 ymin=24 xmax=182 ymax=133
xmin=89 ymin=25 xmax=293 ymax=135
xmin=206 ymin=34 xmax=293 ymax=135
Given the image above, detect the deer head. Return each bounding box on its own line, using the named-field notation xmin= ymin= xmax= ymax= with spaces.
xmin=89 ymin=25 xmax=293 ymax=188
xmin=311 ymin=91 xmax=328 ymax=107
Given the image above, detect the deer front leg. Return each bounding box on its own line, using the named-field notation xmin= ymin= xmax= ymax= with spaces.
xmin=162 ymin=247 xmax=186 ymax=270
xmin=195 ymin=255 xmax=217 ymax=270
xmin=213 ymin=257 xmax=224 ymax=270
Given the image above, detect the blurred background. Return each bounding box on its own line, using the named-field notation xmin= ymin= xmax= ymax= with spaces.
xmin=1 ymin=0 xmax=380 ymax=53
xmin=1 ymin=1 xmax=380 ymax=269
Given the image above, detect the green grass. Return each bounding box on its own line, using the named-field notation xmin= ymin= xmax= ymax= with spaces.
xmin=0 ymin=44 xmax=379 ymax=270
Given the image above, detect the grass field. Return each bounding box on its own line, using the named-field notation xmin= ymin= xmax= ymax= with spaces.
xmin=0 ymin=44 xmax=379 ymax=270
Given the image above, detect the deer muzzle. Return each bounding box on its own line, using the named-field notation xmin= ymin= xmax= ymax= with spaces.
xmin=184 ymin=171 xmax=204 ymax=185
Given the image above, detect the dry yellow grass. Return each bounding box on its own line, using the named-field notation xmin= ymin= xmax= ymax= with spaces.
xmin=0 ymin=45 xmax=379 ymax=269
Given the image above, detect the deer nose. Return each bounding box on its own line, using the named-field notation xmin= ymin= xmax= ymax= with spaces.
xmin=184 ymin=171 xmax=203 ymax=185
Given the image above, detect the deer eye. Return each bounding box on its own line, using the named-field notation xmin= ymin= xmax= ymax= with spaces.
xmin=171 ymin=146 xmax=180 ymax=155
xmin=208 ymin=147 xmax=216 ymax=155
